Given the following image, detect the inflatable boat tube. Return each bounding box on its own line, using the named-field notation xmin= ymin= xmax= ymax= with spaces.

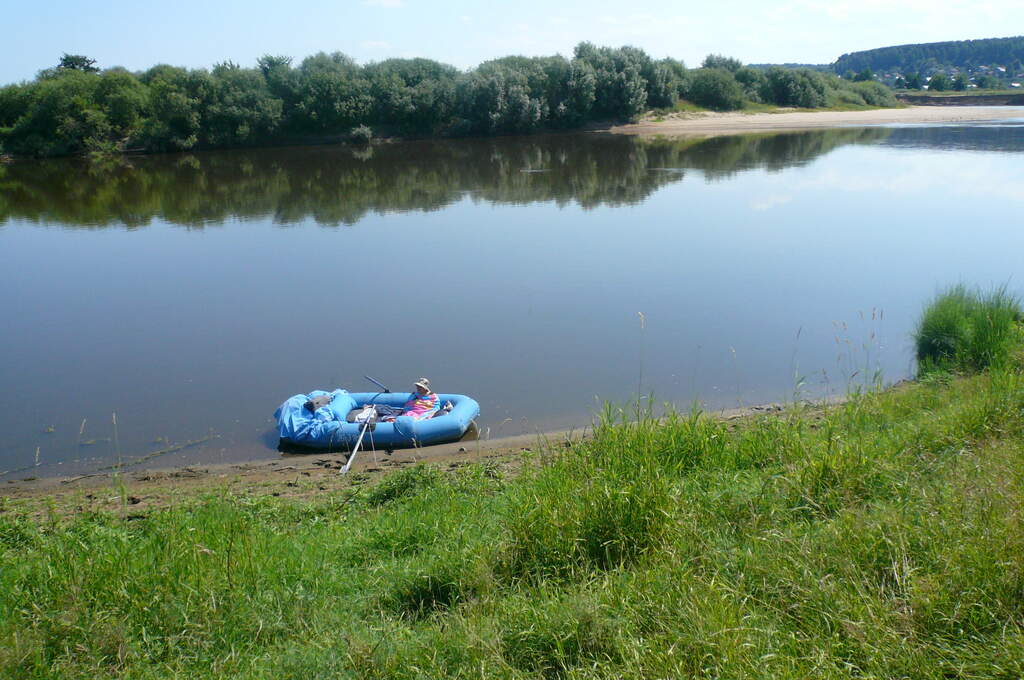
xmin=274 ymin=389 xmax=480 ymax=451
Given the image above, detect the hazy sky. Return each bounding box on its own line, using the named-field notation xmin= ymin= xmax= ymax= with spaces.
xmin=4 ymin=0 xmax=1022 ymax=84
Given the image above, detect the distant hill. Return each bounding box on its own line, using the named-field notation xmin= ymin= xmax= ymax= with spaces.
xmin=834 ymin=36 xmax=1024 ymax=75
xmin=747 ymin=63 xmax=831 ymax=72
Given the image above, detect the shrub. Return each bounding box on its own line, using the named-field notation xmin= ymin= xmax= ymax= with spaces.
xmin=686 ymin=68 xmax=745 ymax=111
xmin=759 ymin=67 xmax=827 ymax=108
xmin=914 ymin=284 xmax=1022 ymax=375
xmin=349 ymin=123 xmax=373 ymax=144
xmin=826 ymin=88 xmax=868 ymax=107
xmin=850 ymin=81 xmax=897 ymax=107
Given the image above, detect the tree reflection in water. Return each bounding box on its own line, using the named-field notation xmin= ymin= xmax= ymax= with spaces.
xmin=0 ymin=128 xmax=893 ymax=229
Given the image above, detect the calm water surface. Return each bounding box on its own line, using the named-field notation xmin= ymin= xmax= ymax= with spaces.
xmin=2 ymin=122 xmax=1023 ymax=478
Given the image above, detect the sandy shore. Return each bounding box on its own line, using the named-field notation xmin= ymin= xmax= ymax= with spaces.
xmin=2 ymin=401 xmax=807 ymax=512
xmin=609 ymin=105 xmax=1024 ymax=137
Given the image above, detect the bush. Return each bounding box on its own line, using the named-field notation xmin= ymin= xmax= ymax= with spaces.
xmin=0 ymin=84 xmax=32 ymax=129
xmin=850 ymin=80 xmax=897 ymax=107
xmin=349 ymin=123 xmax=373 ymax=144
xmin=686 ymin=68 xmax=745 ymax=111
xmin=928 ymin=72 xmax=950 ymax=92
xmin=914 ymin=284 xmax=1022 ymax=375
xmin=827 ymin=88 xmax=867 ymax=107
xmin=759 ymin=67 xmax=827 ymax=108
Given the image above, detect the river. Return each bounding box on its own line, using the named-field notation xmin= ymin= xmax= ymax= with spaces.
xmin=2 ymin=121 xmax=1023 ymax=478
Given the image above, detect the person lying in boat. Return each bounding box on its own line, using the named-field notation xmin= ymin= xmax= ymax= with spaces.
xmin=370 ymin=378 xmax=440 ymax=422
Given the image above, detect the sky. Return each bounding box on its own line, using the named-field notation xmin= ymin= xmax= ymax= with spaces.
xmin=3 ymin=0 xmax=1023 ymax=84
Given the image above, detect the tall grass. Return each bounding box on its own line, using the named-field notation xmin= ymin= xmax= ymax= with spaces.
xmin=914 ymin=283 xmax=1022 ymax=376
xmin=2 ymin=356 xmax=1024 ymax=676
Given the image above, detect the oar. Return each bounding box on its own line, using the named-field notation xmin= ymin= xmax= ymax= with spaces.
xmin=340 ymin=376 xmax=393 ymax=474
xmin=340 ymin=407 xmax=374 ymax=475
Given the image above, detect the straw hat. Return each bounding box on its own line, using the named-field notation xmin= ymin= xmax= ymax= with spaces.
xmin=414 ymin=378 xmax=431 ymax=391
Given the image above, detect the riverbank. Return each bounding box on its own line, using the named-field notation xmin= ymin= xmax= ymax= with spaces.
xmin=2 ymin=365 xmax=1021 ymax=677
xmin=610 ymin=104 xmax=1024 ymax=136
xmin=1 ymin=401 xmax=799 ymax=513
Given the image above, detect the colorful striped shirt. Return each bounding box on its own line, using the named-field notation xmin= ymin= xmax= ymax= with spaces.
xmin=402 ymin=391 xmax=439 ymax=420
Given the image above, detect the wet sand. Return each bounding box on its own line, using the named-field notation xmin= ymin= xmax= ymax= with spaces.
xmin=610 ymin=105 xmax=1024 ymax=137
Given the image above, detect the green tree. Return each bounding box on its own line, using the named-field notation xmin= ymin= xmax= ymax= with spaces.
xmin=759 ymin=68 xmax=827 ymax=108
xmin=204 ymin=62 xmax=283 ymax=145
xmin=572 ymin=43 xmax=653 ymax=119
xmin=975 ymin=74 xmax=1003 ymax=90
xmin=734 ymin=66 xmax=766 ymax=102
xmin=95 ymin=69 xmax=149 ymax=137
xmin=138 ymin=65 xmax=210 ymax=151
xmin=0 ymin=83 xmax=32 ymax=129
xmin=853 ymin=67 xmax=874 ymax=82
xmin=928 ymin=72 xmax=950 ymax=91
xmin=688 ymin=68 xmax=745 ymax=110
xmin=457 ymin=66 xmax=545 ymax=133
xmin=952 ymin=73 xmax=968 ymax=91
xmin=57 ymin=53 xmax=99 ymax=73
xmin=293 ymin=52 xmax=372 ymax=132
xmin=257 ymin=55 xmax=300 ymax=120
xmin=559 ymin=59 xmax=596 ymax=125
xmin=701 ymin=54 xmax=742 ymax=73
xmin=905 ymin=72 xmax=923 ymax=89
xmin=3 ymin=71 xmax=108 ymax=155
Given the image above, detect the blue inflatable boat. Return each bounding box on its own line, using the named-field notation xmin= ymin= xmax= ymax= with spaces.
xmin=274 ymin=389 xmax=480 ymax=451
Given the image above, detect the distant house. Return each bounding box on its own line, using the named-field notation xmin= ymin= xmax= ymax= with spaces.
xmin=1011 ymin=82 xmax=1021 ymax=88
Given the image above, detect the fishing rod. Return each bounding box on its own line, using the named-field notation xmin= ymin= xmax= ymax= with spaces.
xmin=364 ymin=375 xmax=390 ymax=393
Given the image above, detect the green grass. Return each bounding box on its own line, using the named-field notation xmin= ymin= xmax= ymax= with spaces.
xmin=3 ymin=347 xmax=1024 ymax=677
xmin=914 ymin=283 xmax=1023 ymax=376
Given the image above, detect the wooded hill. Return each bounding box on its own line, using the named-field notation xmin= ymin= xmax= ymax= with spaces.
xmin=834 ymin=36 xmax=1024 ymax=76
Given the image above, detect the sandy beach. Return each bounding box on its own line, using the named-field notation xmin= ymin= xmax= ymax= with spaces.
xmin=610 ymin=105 xmax=1024 ymax=136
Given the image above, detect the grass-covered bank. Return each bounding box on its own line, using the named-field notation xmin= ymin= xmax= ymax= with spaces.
xmin=2 ymin=289 xmax=1023 ymax=679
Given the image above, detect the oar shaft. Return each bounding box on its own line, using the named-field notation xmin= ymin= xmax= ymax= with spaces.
xmin=340 ymin=410 xmax=373 ymax=474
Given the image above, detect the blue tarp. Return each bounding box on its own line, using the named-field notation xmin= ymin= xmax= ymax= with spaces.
xmin=274 ymin=389 xmax=357 ymax=446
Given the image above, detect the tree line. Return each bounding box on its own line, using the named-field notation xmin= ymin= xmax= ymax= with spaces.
xmin=0 ymin=45 xmax=895 ymax=157
xmin=834 ymin=36 xmax=1024 ymax=78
